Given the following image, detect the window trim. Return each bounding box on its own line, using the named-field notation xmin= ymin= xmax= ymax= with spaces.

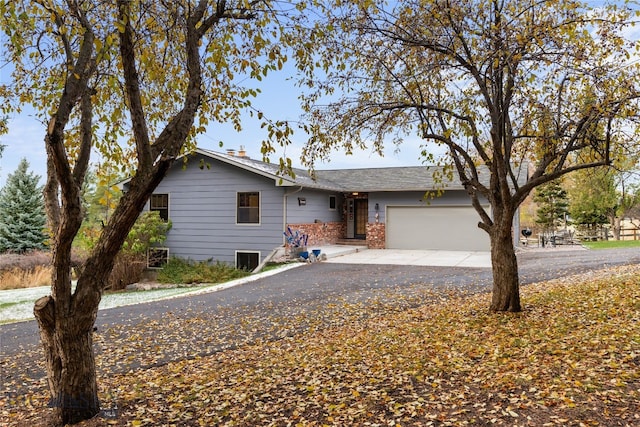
xmin=147 ymin=247 xmax=169 ymax=269
xmin=329 ymin=195 xmax=337 ymax=211
xmin=150 ymin=193 xmax=169 ymax=221
xmin=236 ymin=191 xmax=261 ymax=226
xmin=235 ymin=250 xmax=261 ymax=271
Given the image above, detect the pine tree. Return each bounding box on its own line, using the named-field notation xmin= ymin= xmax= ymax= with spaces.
xmin=0 ymin=158 xmax=47 ymax=253
xmin=533 ymin=180 xmax=569 ymax=232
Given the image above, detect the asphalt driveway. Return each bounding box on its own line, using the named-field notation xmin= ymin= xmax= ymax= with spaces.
xmin=2 ymin=246 xmax=639 ymax=396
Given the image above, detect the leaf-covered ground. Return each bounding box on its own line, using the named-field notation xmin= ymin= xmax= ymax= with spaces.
xmin=3 ymin=265 xmax=639 ymax=426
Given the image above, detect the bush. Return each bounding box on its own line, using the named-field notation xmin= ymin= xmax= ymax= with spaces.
xmin=104 ymin=212 xmax=172 ymax=290
xmin=0 ymin=265 xmax=51 ymax=290
xmin=122 ymin=211 xmax=172 ymax=255
xmin=157 ymin=257 xmax=249 ymax=285
xmin=0 ymin=251 xmax=51 ymax=271
xmin=74 ymin=212 xmax=172 ymax=291
xmin=104 ymin=253 xmax=148 ymax=291
xmin=0 ymin=250 xmax=86 ymax=290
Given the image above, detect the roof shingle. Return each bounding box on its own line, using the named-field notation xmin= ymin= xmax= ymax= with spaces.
xmin=196 ymin=148 xmax=525 ymax=192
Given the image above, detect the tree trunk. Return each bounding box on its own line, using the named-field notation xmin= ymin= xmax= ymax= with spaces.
xmin=489 ymin=223 xmax=521 ymax=312
xmin=612 ymin=216 xmax=621 ymax=240
xmin=34 ymin=296 xmax=100 ymax=426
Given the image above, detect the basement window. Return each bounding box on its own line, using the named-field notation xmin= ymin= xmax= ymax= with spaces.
xmin=236 ymin=251 xmax=259 ymax=271
xmin=147 ymin=248 xmax=169 ymax=269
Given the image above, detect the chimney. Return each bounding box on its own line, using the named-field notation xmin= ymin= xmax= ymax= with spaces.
xmin=238 ymin=145 xmax=247 ymax=158
xmin=226 ymin=148 xmax=236 ymax=156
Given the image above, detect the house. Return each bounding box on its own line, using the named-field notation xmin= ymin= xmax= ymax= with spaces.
xmin=136 ymin=148 xmax=520 ymax=270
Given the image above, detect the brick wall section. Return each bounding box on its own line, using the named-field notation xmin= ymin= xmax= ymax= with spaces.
xmin=286 ymin=222 xmax=346 ymax=246
xmin=366 ymin=222 xmax=386 ymax=249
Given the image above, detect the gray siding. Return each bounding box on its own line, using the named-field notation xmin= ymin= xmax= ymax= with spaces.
xmin=143 ymin=150 xmax=520 ymax=261
xmin=148 ymin=154 xmax=285 ymax=265
xmin=369 ymin=191 xmax=477 ymax=223
xmin=285 ymin=189 xmax=343 ymax=224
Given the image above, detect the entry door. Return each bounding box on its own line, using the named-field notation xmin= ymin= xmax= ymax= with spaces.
xmin=354 ymin=199 xmax=368 ymax=239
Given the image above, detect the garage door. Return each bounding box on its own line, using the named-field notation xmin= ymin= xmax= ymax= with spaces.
xmin=386 ymin=206 xmax=490 ymax=251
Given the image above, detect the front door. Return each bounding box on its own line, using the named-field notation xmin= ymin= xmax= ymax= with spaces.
xmin=354 ymin=199 xmax=368 ymax=239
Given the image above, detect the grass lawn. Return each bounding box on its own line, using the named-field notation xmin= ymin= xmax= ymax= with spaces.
xmin=4 ymin=265 xmax=639 ymax=426
xmin=581 ymin=239 xmax=640 ymax=250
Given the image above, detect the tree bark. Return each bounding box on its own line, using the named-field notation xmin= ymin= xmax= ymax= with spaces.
xmin=489 ymin=222 xmax=521 ymax=312
xmin=612 ymin=216 xmax=621 ymax=240
xmin=34 ymin=296 xmax=100 ymax=425
xmin=29 ymin=1 xmax=231 ymax=424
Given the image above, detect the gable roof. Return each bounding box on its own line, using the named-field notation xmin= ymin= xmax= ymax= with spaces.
xmin=195 ymin=148 xmax=341 ymax=190
xmin=196 ymin=148 xmax=476 ymax=192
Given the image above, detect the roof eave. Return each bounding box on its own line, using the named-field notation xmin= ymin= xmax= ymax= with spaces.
xmin=194 ymin=148 xmax=297 ymax=187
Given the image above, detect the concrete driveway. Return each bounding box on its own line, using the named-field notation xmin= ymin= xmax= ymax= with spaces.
xmin=317 ymin=245 xmax=492 ymax=268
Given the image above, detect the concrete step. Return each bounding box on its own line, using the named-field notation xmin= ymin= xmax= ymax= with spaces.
xmin=335 ymin=239 xmax=368 ymax=246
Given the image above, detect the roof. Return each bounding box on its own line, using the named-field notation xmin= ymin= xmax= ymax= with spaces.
xmin=195 ymin=148 xmax=341 ymax=191
xmin=196 ymin=148 xmax=471 ymax=192
xmin=315 ymin=167 xmax=462 ymax=192
xmin=118 ymin=148 xmax=524 ymax=193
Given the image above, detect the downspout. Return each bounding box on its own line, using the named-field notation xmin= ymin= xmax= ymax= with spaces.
xmin=254 ymin=185 xmax=304 ymax=275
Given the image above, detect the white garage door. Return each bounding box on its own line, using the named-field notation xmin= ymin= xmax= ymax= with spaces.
xmin=386 ymin=206 xmax=490 ymax=251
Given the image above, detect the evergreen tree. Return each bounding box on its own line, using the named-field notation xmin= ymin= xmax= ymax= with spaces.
xmin=533 ymin=180 xmax=569 ymax=232
xmin=0 ymin=158 xmax=47 ymax=253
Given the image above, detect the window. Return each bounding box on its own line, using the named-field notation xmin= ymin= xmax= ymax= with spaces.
xmin=150 ymin=193 xmax=169 ymax=221
xmin=237 ymin=192 xmax=260 ymax=224
xmin=236 ymin=251 xmax=259 ymax=271
xmin=147 ymin=248 xmax=169 ymax=268
xmin=329 ymin=195 xmax=337 ymax=210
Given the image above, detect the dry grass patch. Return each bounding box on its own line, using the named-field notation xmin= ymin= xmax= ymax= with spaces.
xmin=0 ymin=265 xmax=51 ymax=290
xmin=0 ymin=251 xmax=87 ymax=290
xmin=0 ymin=251 xmax=53 ymax=290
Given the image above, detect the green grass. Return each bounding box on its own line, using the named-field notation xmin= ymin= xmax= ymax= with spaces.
xmin=261 ymin=261 xmax=295 ymax=272
xmin=0 ymin=301 xmax=17 ymax=310
xmin=582 ymin=239 xmax=640 ymax=249
xmin=157 ymin=257 xmax=250 ymax=284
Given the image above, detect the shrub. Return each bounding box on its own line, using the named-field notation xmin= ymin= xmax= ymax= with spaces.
xmin=157 ymin=257 xmax=249 ymax=285
xmin=0 ymin=265 xmax=51 ymax=290
xmin=79 ymin=212 xmax=172 ymax=291
xmin=0 ymin=251 xmax=51 ymax=271
xmin=122 ymin=211 xmax=172 ymax=255
xmin=0 ymin=250 xmax=86 ymax=290
xmin=104 ymin=253 xmax=148 ymax=291
xmin=105 ymin=211 xmax=172 ymax=290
